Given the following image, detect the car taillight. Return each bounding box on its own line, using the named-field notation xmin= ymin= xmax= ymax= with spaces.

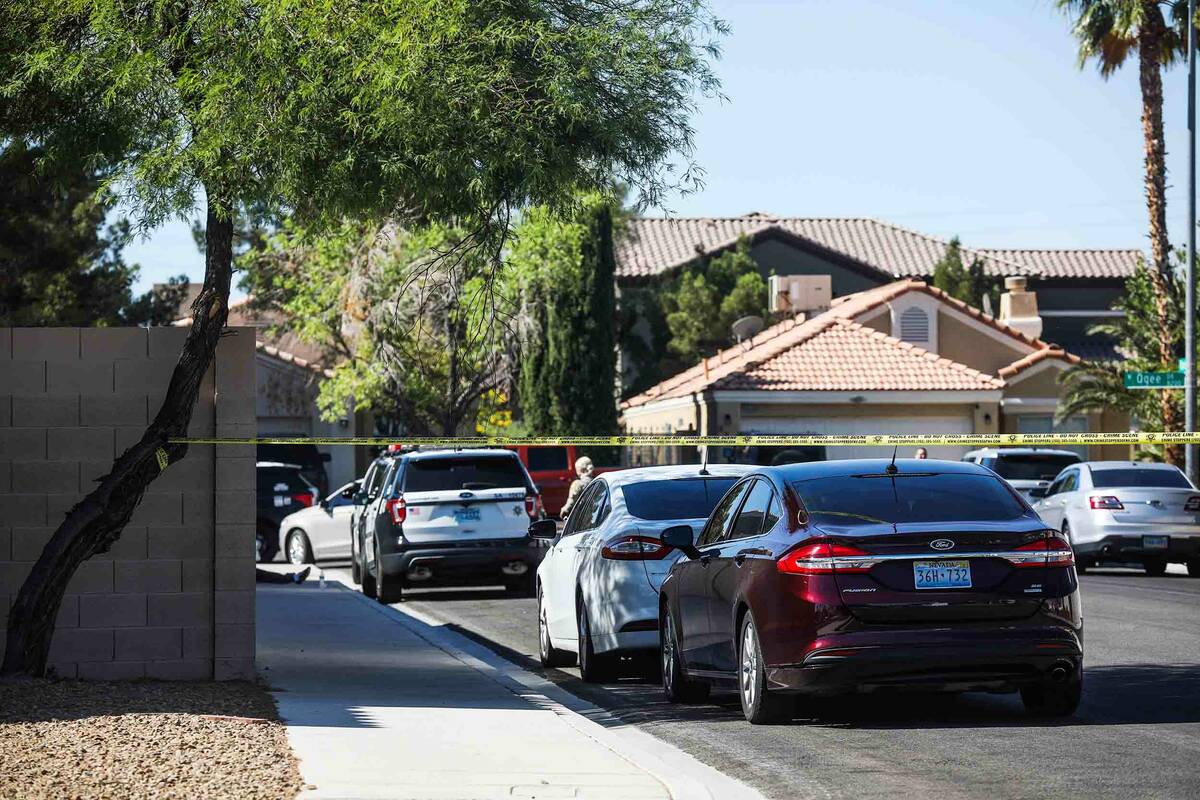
xmin=291 ymin=492 xmax=315 ymax=508
xmin=386 ymin=496 xmax=407 ymax=524
xmin=601 ymin=535 xmax=672 ymax=560
xmin=1089 ymin=495 xmax=1124 ymax=510
xmin=1008 ymin=535 xmax=1075 ymax=568
xmin=1186 ymin=496 xmax=1200 ymax=512
xmin=524 ymin=494 xmax=541 ymax=520
xmin=777 ymin=542 xmax=873 ymax=574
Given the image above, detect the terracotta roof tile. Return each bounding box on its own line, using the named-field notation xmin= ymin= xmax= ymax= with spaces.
xmin=997 ymin=347 xmax=1080 ymax=379
xmin=615 ymin=215 xmax=1140 ymax=281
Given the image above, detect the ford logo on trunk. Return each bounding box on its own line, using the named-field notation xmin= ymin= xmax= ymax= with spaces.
xmin=459 ymin=491 xmax=474 ymax=499
xmin=930 ymin=539 xmax=955 ymax=551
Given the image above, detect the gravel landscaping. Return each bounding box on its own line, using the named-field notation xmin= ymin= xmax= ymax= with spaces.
xmin=0 ymin=679 xmax=303 ymax=800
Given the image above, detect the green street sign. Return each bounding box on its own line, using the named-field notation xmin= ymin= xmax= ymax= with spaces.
xmin=1125 ymin=371 xmax=1186 ymax=389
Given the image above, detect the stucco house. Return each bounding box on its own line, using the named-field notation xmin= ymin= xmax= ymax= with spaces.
xmin=620 ymin=276 xmax=1128 ymax=465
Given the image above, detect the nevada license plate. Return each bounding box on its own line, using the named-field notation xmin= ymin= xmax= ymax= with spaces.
xmin=1143 ymin=535 xmax=1169 ymax=550
xmin=913 ymin=560 xmax=972 ymax=590
xmin=454 ymin=507 xmax=481 ymax=522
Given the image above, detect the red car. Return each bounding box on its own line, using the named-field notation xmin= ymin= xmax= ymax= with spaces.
xmin=659 ymin=459 xmax=1083 ymax=724
xmin=509 ymin=445 xmax=619 ymax=518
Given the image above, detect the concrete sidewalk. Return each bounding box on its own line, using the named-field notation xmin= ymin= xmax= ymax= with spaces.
xmin=257 ymin=580 xmax=758 ymax=800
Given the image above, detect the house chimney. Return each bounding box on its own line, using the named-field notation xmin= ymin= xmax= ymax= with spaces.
xmin=998 ymin=276 xmax=1042 ymax=340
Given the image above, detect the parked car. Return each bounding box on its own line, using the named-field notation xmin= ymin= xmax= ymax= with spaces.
xmin=659 ymin=459 xmax=1083 ymax=724
xmin=1030 ymin=461 xmax=1200 ymax=576
xmin=962 ymin=447 xmax=1082 ymax=500
xmin=257 ymin=439 xmax=331 ymax=497
xmin=256 ymin=462 xmax=319 ymax=562
xmin=277 ymin=480 xmax=361 ymax=565
xmin=353 ymin=448 xmax=544 ymax=603
xmin=528 ymin=464 xmax=753 ymax=681
xmin=509 ymin=445 xmax=620 ymax=518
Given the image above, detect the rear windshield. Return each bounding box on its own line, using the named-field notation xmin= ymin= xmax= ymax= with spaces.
xmin=985 ymin=453 xmax=1080 ymax=481
xmin=258 ymin=443 xmax=322 ymax=467
xmin=256 ymin=468 xmax=313 ymax=494
xmin=403 ymin=456 xmax=528 ymax=492
xmin=1090 ymin=468 xmax=1192 ymax=489
xmin=793 ymin=472 xmax=1026 ymax=525
xmin=621 ymin=478 xmax=740 ymax=521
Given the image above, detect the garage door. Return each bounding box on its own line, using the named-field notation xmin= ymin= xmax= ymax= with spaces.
xmin=745 ymin=415 xmax=973 ymax=461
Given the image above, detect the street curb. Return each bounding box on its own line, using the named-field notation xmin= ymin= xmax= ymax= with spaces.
xmin=333 ymin=579 xmax=765 ymax=800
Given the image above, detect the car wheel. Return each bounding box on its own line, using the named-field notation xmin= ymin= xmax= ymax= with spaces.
xmin=256 ymin=523 xmax=276 ymax=563
xmin=660 ymin=607 xmax=709 ymax=704
xmin=1187 ymin=559 xmax=1200 ymax=578
xmin=1062 ymin=522 xmax=1084 ymax=574
xmin=286 ymin=530 xmax=312 ymax=566
xmin=375 ymin=539 xmax=403 ymax=604
xmin=351 ymin=543 xmax=362 ymax=584
xmin=360 ymin=543 xmax=377 ymax=599
xmin=1020 ymin=662 xmax=1082 ymax=717
xmin=739 ymin=614 xmax=790 ymax=725
xmin=538 ymin=586 xmax=576 ymax=668
xmin=577 ymin=598 xmax=611 ymax=683
xmin=1143 ymin=558 xmax=1167 ymax=577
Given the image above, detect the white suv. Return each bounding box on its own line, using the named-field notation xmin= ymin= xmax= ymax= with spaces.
xmin=962 ymin=448 xmax=1082 ymax=500
xmin=355 ymin=448 xmax=544 ymax=603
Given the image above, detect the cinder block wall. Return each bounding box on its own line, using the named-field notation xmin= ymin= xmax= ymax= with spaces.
xmin=0 ymin=327 xmax=256 ymax=680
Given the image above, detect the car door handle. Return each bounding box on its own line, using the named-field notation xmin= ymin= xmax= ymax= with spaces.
xmin=698 ymin=549 xmax=718 ymax=565
xmin=735 ymin=547 xmax=771 ymax=565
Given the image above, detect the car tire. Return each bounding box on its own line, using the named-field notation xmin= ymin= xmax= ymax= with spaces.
xmin=351 ymin=546 xmax=362 ymax=584
xmin=739 ymin=614 xmax=790 ymax=725
xmin=256 ymin=522 xmax=277 ymax=563
xmin=360 ymin=544 xmax=377 ymax=599
xmin=1020 ymin=662 xmax=1082 ymax=717
xmin=1187 ymin=559 xmax=1200 ymax=578
xmin=375 ymin=539 xmax=403 ymax=604
xmin=537 ymin=586 xmax=576 ymax=668
xmin=1143 ymin=558 xmax=1167 ymax=577
xmin=285 ymin=530 xmax=313 ymax=566
xmin=660 ymin=607 xmax=709 ymax=704
xmin=577 ymin=598 xmax=612 ymax=683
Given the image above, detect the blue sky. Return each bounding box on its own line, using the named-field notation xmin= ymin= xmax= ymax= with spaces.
xmin=125 ymin=0 xmax=1194 ymax=294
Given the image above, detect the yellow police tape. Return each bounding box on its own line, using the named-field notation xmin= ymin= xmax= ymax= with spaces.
xmin=169 ymin=432 xmax=1200 ymax=447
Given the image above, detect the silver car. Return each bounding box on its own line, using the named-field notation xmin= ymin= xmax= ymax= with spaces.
xmin=277 ymin=480 xmax=360 ymax=565
xmin=1031 ymin=461 xmax=1200 ymax=576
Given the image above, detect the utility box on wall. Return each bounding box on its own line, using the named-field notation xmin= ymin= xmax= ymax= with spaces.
xmin=769 ymin=274 xmax=832 ymax=315
xmin=0 ymin=327 xmax=257 ymax=680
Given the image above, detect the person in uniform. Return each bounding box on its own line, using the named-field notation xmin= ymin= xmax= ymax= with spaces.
xmin=560 ymin=456 xmax=595 ymax=519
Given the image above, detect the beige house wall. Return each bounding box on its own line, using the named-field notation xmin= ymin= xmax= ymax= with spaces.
xmin=0 ymin=327 xmax=256 ymax=680
xmin=937 ymin=311 xmax=1028 ymax=376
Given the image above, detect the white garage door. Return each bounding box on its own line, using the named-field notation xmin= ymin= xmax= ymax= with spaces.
xmin=746 ymin=414 xmax=973 ymax=461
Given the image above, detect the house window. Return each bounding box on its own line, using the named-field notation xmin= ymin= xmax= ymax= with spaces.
xmin=898 ymin=307 xmax=930 ymax=345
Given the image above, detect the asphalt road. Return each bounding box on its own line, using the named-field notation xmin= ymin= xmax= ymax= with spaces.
xmin=325 ymin=565 xmax=1200 ymax=800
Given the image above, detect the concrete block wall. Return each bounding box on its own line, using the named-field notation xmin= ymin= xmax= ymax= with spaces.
xmin=0 ymin=327 xmax=256 ymax=680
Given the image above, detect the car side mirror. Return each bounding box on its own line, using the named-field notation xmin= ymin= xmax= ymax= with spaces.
xmin=661 ymin=525 xmax=701 ymax=559
xmin=528 ymin=519 xmax=558 ymax=540
xmin=1028 ymin=487 xmax=1048 ymax=499
xmin=340 ymin=487 xmax=356 ymax=501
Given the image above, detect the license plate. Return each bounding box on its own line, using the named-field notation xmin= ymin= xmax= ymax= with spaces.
xmin=1143 ymin=535 xmax=1169 ymax=550
xmin=913 ymin=560 xmax=972 ymax=590
xmin=453 ymin=507 xmax=481 ymax=522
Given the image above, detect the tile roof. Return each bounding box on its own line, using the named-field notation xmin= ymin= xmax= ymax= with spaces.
xmin=175 ymin=295 xmax=328 ymax=367
xmin=997 ymin=347 xmax=1080 ymax=379
xmin=615 ymin=214 xmax=1140 ymax=281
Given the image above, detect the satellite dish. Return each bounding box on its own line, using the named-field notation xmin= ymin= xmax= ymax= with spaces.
xmin=731 ymin=315 xmax=765 ymax=345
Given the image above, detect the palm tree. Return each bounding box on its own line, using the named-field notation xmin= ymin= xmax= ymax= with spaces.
xmin=1057 ymin=0 xmax=1195 ymax=455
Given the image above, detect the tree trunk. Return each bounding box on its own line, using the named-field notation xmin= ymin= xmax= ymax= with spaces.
xmin=2 ymin=190 xmax=234 ymax=678
xmin=1137 ymin=5 xmax=1182 ymax=464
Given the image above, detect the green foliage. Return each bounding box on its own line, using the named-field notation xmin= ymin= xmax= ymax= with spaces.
xmin=663 ymin=238 xmax=769 ymax=363
xmin=0 ymin=141 xmax=185 ymax=326
xmin=510 ymin=195 xmax=619 ymax=436
xmin=1058 ymin=258 xmax=1187 ymax=460
xmin=1058 ymin=1 xmax=1195 ymax=76
xmin=931 ymin=237 xmax=998 ymax=312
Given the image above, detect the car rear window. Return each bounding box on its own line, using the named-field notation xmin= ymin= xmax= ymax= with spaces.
xmin=256 ymin=468 xmax=313 ymax=494
xmin=257 ymin=443 xmax=323 ymax=467
xmin=792 ymin=472 xmax=1026 ymax=525
xmin=986 ymin=453 xmax=1080 ymax=481
xmin=620 ymin=478 xmax=740 ymax=521
xmin=403 ymin=456 xmax=528 ymax=492
xmin=1090 ymin=468 xmax=1192 ymax=489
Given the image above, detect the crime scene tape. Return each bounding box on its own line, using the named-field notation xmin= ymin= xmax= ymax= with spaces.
xmin=170 ymin=432 xmax=1200 ymax=447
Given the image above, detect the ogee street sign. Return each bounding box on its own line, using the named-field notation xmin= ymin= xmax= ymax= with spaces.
xmin=1125 ymin=371 xmax=1186 ymax=389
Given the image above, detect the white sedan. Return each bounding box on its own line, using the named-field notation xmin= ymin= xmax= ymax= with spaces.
xmin=530 ymin=464 xmax=751 ymax=682
xmin=278 ymin=480 xmax=360 ymax=565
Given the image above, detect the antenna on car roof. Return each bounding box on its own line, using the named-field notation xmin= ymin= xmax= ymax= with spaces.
xmin=886 ymin=445 xmax=899 ymax=475
xmin=699 ymin=445 xmax=710 ymax=476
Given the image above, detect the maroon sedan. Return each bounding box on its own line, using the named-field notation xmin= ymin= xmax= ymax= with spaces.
xmin=659 ymin=459 xmax=1083 ymax=724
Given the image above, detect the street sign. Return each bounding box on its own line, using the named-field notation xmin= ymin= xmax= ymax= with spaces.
xmin=1180 ymin=358 xmax=1188 ymax=372
xmin=1125 ymin=371 xmax=1186 ymax=389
